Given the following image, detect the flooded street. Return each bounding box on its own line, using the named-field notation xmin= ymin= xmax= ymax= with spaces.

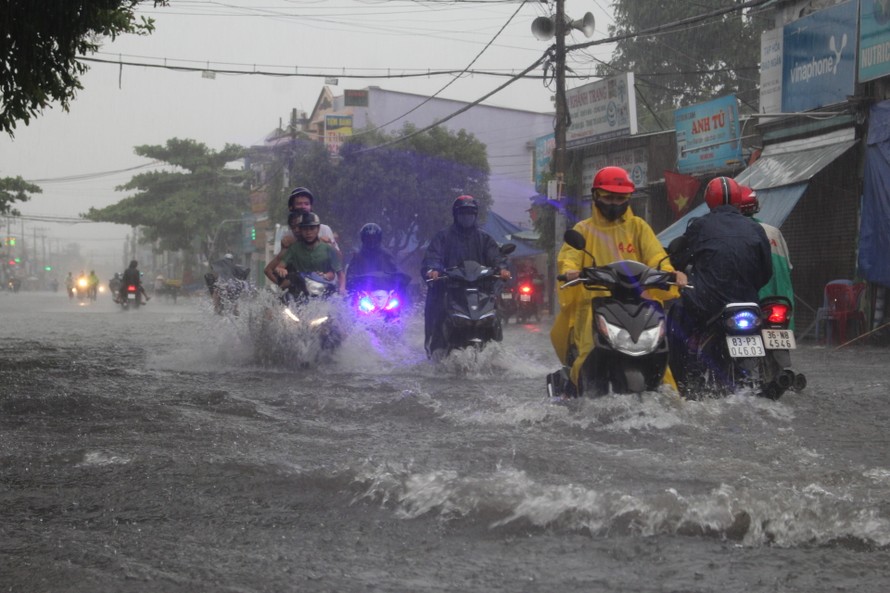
xmin=3 ymin=290 xmax=890 ymax=592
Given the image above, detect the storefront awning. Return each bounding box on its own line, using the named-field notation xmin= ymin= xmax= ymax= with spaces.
xmin=658 ymin=135 xmax=857 ymax=246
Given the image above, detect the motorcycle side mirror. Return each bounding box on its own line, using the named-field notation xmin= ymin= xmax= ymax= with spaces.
xmin=563 ymin=229 xmax=596 ymax=265
xmin=500 ymin=243 xmax=517 ymax=255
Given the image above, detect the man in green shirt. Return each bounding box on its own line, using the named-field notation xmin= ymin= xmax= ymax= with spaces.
xmin=264 ymin=212 xmax=345 ymax=294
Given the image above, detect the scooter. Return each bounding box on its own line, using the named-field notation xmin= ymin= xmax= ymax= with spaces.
xmin=514 ymin=278 xmax=540 ymax=323
xmin=547 ymin=229 xmax=680 ymax=398
xmin=497 ymin=283 xmax=518 ymax=324
xmin=667 ymin=295 xmax=806 ymax=400
xmin=120 ymin=284 xmax=142 ymax=310
xmin=251 ymin=268 xmax=344 ymax=365
xmin=347 ymin=271 xmax=411 ymax=323
xmin=429 ymin=243 xmax=515 ymax=356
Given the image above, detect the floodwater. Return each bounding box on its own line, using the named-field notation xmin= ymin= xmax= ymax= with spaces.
xmin=3 ymin=290 xmax=890 ymax=593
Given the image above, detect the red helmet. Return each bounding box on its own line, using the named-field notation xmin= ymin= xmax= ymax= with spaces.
xmin=592 ymin=166 xmax=635 ymax=195
xmin=704 ymin=177 xmax=742 ymax=210
xmin=738 ymin=186 xmax=760 ymax=216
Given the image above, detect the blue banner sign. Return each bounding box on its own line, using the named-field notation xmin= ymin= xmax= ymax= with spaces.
xmin=782 ymin=0 xmax=857 ymax=112
xmin=860 ymin=0 xmax=890 ymax=82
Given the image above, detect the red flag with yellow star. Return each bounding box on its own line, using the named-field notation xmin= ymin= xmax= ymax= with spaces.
xmin=664 ymin=170 xmax=700 ymax=219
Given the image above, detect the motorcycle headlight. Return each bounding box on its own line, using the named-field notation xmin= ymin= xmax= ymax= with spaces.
xmin=309 ymin=316 xmax=329 ymax=327
xmin=306 ymin=279 xmax=326 ymax=297
xmin=596 ymin=315 xmax=664 ymax=356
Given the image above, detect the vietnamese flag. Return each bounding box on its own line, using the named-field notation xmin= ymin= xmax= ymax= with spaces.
xmin=665 ymin=170 xmax=701 ymax=219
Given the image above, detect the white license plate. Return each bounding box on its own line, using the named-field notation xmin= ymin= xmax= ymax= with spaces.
xmin=501 ymin=293 xmax=513 ymax=300
xmin=726 ymin=335 xmax=765 ymax=357
xmin=127 ymin=293 xmax=136 ymax=300
xmin=761 ymin=329 xmax=796 ymax=350
xmin=520 ymin=294 xmax=532 ymax=302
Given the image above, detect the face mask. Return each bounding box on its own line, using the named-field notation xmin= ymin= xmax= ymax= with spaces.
xmin=456 ymin=212 xmax=477 ymax=229
xmin=595 ymin=200 xmax=629 ymax=222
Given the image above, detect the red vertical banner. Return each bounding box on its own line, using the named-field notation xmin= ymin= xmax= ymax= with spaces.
xmin=664 ymin=170 xmax=701 ymax=219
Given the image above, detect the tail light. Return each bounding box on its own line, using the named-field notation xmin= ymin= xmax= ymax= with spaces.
xmin=127 ymin=285 xmax=137 ymax=292
xmin=763 ymin=302 xmax=791 ymax=325
xmin=725 ymin=309 xmax=760 ymax=332
xmin=519 ymin=284 xmax=533 ymax=294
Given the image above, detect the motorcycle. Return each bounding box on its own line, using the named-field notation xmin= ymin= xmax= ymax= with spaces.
xmin=429 ymin=243 xmax=515 ymax=356
xmin=497 ymin=284 xmax=518 ymax=324
xmin=347 ymin=271 xmax=411 ymax=323
xmin=209 ymin=265 xmax=255 ymax=315
xmin=251 ymin=269 xmax=344 ymax=365
xmin=74 ymin=276 xmax=90 ymax=302
xmin=514 ymin=278 xmax=540 ymax=323
xmin=667 ymin=295 xmax=806 ymax=400
xmin=547 ymin=229 xmax=679 ymax=398
xmin=120 ymin=283 xmax=142 ymax=310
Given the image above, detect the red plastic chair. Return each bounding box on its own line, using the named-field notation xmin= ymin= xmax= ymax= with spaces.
xmin=824 ymin=282 xmax=866 ymax=345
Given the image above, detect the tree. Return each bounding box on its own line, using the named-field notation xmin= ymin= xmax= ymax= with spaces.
xmin=0 ymin=1 xmax=167 ymax=136
xmin=0 ymin=176 xmax=42 ymax=215
xmin=84 ymin=138 xmax=249 ymax=261
xmin=329 ymin=124 xmax=491 ymax=257
xmin=595 ymin=0 xmax=767 ymax=132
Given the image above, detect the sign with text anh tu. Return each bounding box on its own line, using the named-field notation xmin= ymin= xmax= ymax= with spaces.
xmin=674 ymin=94 xmax=743 ymax=175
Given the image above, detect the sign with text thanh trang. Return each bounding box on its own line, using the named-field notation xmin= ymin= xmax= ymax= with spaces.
xmin=565 ymin=72 xmax=637 ymax=149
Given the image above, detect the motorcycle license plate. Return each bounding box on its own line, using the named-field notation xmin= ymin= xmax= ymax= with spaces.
xmin=520 ymin=294 xmax=532 ymax=302
xmin=726 ymin=335 xmax=765 ymax=357
xmin=127 ymin=293 xmax=136 ymax=300
xmin=761 ymin=329 xmax=796 ymax=350
xmin=501 ymin=293 xmax=513 ymax=300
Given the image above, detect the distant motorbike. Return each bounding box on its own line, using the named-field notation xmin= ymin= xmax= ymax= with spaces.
xmin=209 ymin=265 xmax=255 ymax=315
xmin=514 ymin=278 xmax=540 ymax=323
xmin=498 ymin=284 xmax=518 ymax=324
xmin=667 ymin=295 xmax=806 ymax=400
xmin=429 ymin=243 xmax=515 ymax=356
xmin=120 ymin=283 xmax=142 ymax=310
xmin=347 ymin=271 xmax=411 ymax=323
xmin=547 ymin=229 xmax=678 ymax=398
xmin=74 ymin=276 xmax=90 ymax=302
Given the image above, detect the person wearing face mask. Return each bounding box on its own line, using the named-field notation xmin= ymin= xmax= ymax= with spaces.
xmin=421 ymin=195 xmax=511 ymax=358
xmin=548 ymin=166 xmax=686 ymax=396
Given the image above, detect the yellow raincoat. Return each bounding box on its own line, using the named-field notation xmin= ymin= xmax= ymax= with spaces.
xmin=550 ymin=205 xmax=680 ymax=390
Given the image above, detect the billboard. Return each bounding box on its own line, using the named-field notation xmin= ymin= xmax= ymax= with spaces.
xmin=782 ymin=0 xmax=857 ymax=112
xmin=324 ymin=114 xmax=353 ymax=156
xmin=860 ymin=0 xmax=890 ymax=82
xmin=674 ymin=94 xmax=743 ymax=175
xmin=565 ymin=73 xmax=637 ymax=149
xmin=534 ymin=133 xmax=555 ymax=191
xmin=581 ymin=148 xmax=648 ymax=192
xmin=760 ymin=27 xmax=783 ymax=117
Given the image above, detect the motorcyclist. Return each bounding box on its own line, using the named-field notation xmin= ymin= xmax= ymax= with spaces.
xmin=346 ymin=223 xmax=400 ymax=287
xmin=120 ymin=260 xmax=150 ymax=303
xmin=421 ymin=195 xmax=511 ymax=359
xmin=275 ymin=187 xmax=339 ymax=255
xmin=87 ymin=270 xmax=100 ymax=300
xmin=109 ymin=273 xmax=122 ymax=303
xmin=65 ymin=272 xmax=75 ymax=300
xmin=264 ymin=211 xmax=345 ymax=294
xmin=210 ymin=253 xmax=251 ymax=314
xmin=666 ymin=176 xmax=772 ymax=389
xmin=739 ymin=186 xmax=795 ymax=329
xmin=548 ymin=166 xmax=685 ymax=396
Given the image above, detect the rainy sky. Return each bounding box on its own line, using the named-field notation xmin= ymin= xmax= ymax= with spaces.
xmin=0 ymin=0 xmax=615 ymax=261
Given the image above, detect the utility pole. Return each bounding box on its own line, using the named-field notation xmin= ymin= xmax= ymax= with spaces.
xmin=554 ymin=0 xmax=567 ymax=203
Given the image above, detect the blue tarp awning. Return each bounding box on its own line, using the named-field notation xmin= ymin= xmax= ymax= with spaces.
xmin=658 ymin=184 xmax=808 ymax=246
xmin=859 ymin=100 xmax=890 ymax=286
xmin=480 ymin=210 xmax=543 ymax=258
xmin=658 ymin=135 xmax=857 ymax=246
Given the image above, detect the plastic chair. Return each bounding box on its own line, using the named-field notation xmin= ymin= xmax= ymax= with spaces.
xmin=822 ymin=282 xmax=866 ymax=345
xmin=815 ymin=280 xmax=852 ymax=342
